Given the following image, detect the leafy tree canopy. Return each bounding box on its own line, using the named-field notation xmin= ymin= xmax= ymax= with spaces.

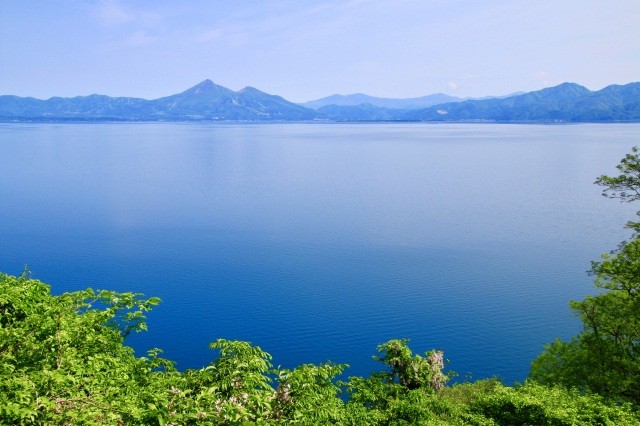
xmin=595 ymin=145 xmax=640 ymax=232
xmin=2 ymin=272 xmax=638 ymax=424
xmin=531 ymin=146 xmax=640 ymax=406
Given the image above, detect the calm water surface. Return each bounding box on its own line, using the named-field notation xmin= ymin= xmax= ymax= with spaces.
xmin=1 ymin=122 xmax=639 ymax=383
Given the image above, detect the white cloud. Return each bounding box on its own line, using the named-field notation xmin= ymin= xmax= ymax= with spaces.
xmin=344 ymin=0 xmax=375 ymax=7
xmin=532 ymin=71 xmax=550 ymax=87
xmin=195 ymin=28 xmax=225 ymax=42
xmin=95 ymin=0 xmax=133 ymax=26
xmin=125 ymin=30 xmax=156 ymax=46
xmin=92 ymin=0 xmax=165 ymax=32
xmin=447 ymin=74 xmax=480 ymax=94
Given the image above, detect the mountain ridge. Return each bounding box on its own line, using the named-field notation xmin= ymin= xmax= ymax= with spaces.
xmin=0 ymin=80 xmax=316 ymax=121
xmin=1 ymin=80 xmax=639 ymax=122
xmin=402 ymin=82 xmax=640 ymax=122
xmin=301 ymin=91 xmax=524 ymax=110
xmin=302 ymin=92 xmax=463 ymax=110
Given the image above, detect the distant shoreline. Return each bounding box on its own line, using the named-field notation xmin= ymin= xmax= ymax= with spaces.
xmin=2 ymin=118 xmax=639 ymax=124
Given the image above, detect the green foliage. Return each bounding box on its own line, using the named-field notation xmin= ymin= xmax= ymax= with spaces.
xmin=590 ymin=236 xmax=640 ymax=295
xmin=373 ymin=338 xmax=449 ymax=391
xmin=530 ymin=338 xmax=591 ymax=392
xmin=471 ymin=381 xmax=640 ymax=425
xmin=202 ymin=339 xmax=275 ymax=423
xmin=344 ymin=338 xmax=450 ymax=420
xmin=531 ymin=146 xmax=640 ymax=405
xmin=0 ymin=271 xmax=167 ymax=424
xmin=273 ymin=363 xmax=347 ymax=423
xmin=595 ymin=145 xmax=640 ymax=232
xmin=595 ymin=146 xmax=640 ymax=201
xmin=2 ymin=272 xmax=638 ymax=424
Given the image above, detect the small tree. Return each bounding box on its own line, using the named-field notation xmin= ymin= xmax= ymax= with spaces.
xmin=595 ymin=145 xmax=640 ymax=232
xmin=531 ymin=146 xmax=640 ymax=404
xmin=0 ymin=272 xmax=166 ymax=424
xmin=373 ymin=339 xmax=449 ymax=391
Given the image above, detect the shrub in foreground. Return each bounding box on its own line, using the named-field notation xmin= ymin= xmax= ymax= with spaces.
xmin=1 ymin=272 xmax=639 ymax=425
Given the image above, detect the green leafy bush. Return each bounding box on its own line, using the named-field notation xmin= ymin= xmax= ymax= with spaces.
xmin=531 ymin=147 xmax=640 ymax=405
xmin=471 ymin=381 xmax=639 ymax=425
xmin=2 ymin=272 xmax=638 ymax=424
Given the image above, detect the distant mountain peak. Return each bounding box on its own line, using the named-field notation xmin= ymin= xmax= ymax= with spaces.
xmin=186 ymin=79 xmax=216 ymax=94
xmin=537 ymin=82 xmax=590 ymax=96
xmin=195 ymin=79 xmax=214 ymax=87
xmin=555 ymin=82 xmax=584 ymax=88
xmin=141 ymin=80 xmax=317 ymax=120
xmin=175 ymin=80 xmax=236 ymax=100
xmin=238 ymin=86 xmax=262 ymax=94
xmin=189 ymin=79 xmax=217 ymax=90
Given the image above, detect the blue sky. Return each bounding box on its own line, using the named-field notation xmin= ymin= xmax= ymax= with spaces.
xmin=1 ymin=0 xmax=639 ymax=102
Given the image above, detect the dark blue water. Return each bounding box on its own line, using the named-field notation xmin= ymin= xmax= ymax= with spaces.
xmin=1 ymin=122 xmax=639 ymax=384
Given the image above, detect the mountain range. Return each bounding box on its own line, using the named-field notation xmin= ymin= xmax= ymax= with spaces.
xmin=300 ymin=91 xmax=524 ymax=110
xmin=301 ymin=92 xmax=463 ymax=110
xmin=1 ymin=80 xmax=639 ymax=122
xmin=0 ymin=80 xmax=315 ymax=122
xmin=403 ymin=82 xmax=640 ymax=122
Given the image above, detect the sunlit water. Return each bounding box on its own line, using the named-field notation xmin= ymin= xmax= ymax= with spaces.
xmin=1 ymin=122 xmax=639 ymax=383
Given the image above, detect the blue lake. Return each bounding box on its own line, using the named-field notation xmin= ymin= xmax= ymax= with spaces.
xmin=1 ymin=122 xmax=639 ymax=384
